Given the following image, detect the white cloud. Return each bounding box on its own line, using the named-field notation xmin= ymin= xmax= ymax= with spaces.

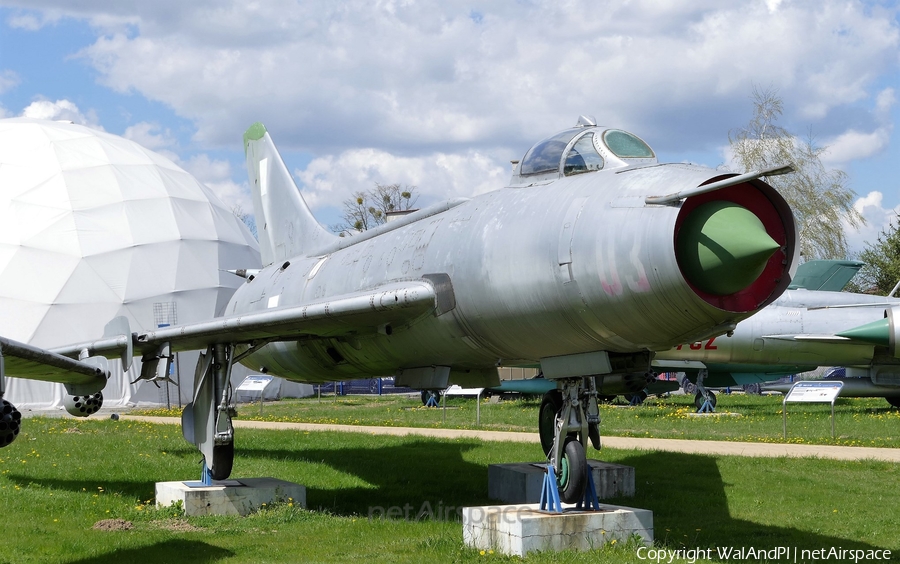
xmin=22 ymin=0 xmax=886 ymax=156
xmin=844 ymin=191 xmax=900 ymax=255
xmin=295 ymin=148 xmax=509 ymax=212
xmin=5 ymin=10 xmax=62 ymax=31
xmin=821 ymin=127 xmax=892 ymax=165
xmin=0 ymin=70 xmax=20 ymax=94
xmin=20 ymin=99 xmax=104 ymax=130
xmin=7 ymin=0 xmax=900 ymax=231
xmin=122 ymin=121 xmax=176 ymax=151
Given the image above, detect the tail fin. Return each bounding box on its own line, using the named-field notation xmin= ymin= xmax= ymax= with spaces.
xmin=787 ymin=260 xmax=863 ymax=292
xmin=244 ymin=123 xmax=337 ymax=265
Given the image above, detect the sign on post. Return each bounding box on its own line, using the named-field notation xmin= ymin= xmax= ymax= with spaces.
xmin=236 ymin=375 xmax=275 ymax=415
xmin=782 ymin=380 xmax=843 ymax=439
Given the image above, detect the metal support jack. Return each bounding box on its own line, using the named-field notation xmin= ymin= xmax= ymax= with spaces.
xmin=695 ymin=369 xmax=716 ymax=413
xmin=575 ymin=465 xmax=600 ymax=511
xmin=200 ymin=459 xmax=213 ymax=485
xmin=539 ymin=464 xmax=563 ymax=513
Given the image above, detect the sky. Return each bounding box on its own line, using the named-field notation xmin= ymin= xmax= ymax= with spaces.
xmin=0 ymin=0 xmax=898 ymax=254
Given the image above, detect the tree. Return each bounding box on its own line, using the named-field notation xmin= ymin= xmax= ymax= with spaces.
xmin=331 ymin=183 xmax=418 ymax=236
xmin=232 ymin=203 xmax=257 ymax=239
xmin=852 ymin=219 xmax=900 ymax=295
xmin=728 ymin=87 xmax=864 ymax=260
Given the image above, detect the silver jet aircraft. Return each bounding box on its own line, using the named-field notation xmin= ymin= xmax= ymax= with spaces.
xmin=657 ymin=260 xmax=900 ymax=409
xmin=7 ymin=116 xmax=799 ymax=503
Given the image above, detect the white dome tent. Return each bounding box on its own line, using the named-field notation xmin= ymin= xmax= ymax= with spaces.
xmin=0 ymin=117 xmax=268 ymax=410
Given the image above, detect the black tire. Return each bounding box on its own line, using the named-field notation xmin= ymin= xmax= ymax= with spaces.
xmin=557 ymin=437 xmax=587 ymax=504
xmin=539 ymin=390 xmax=563 ymax=456
xmin=209 ymin=441 xmax=234 ymax=481
xmin=682 ymin=380 xmax=697 ymax=395
xmin=421 ymin=389 xmax=441 ymax=406
xmin=694 ymin=391 xmax=717 ymax=411
xmin=887 ymin=397 xmax=900 ymax=409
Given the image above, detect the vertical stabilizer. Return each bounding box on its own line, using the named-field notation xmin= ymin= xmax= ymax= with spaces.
xmin=244 ymin=123 xmax=337 ymax=265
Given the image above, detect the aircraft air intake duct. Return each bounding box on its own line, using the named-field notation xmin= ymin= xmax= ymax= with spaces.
xmin=0 ymin=399 xmax=21 ymax=447
xmin=63 ymin=392 xmax=103 ymax=418
xmin=837 ymin=307 xmax=900 ymax=358
xmin=674 ymin=179 xmax=797 ymax=313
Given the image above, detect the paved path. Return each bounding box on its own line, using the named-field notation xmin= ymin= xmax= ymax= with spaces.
xmin=126 ymin=416 xmax=900 ymax=462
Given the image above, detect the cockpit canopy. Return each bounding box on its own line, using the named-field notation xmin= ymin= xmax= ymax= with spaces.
xmin=511 ymin=116 xmax=657 ymax=186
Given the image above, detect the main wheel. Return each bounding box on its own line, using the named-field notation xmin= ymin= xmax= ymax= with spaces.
xmin=887 ymin=396 xmax=900 ymax=409
xmin=557 ymin=437 xmax=587 ymax=504
xmin=420 ymin=389 xmax=441 ymax=406
xmin=539 ymin=390 xmax=562 ymax=456
xmin=209 ymin=441 xmax=234 ymax=481
xmin=694 ymin=391 xmax=717 ymax=410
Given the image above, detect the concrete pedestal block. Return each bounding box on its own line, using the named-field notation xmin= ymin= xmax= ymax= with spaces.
xmin=155 ymin=477 xmax=306 ymax=516
xmin=488 ymin=461 xmax=634 ymax=504
xmin=463 ymin=502 xmax=653 ymax=557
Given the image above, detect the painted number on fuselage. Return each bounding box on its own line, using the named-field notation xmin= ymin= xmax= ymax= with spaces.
xmin=675 ymin=337 xmax=718 ymax=351
xmin=598 ymin=239 xmax=651 ymax=296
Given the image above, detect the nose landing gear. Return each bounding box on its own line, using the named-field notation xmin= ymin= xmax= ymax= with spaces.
xmin=537 ymin=377 xmax=600 ymax=503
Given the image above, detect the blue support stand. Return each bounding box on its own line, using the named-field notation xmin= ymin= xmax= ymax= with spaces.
xmin=539 ymin=464 xmax=563 ymax=513
xmin=425 ymin=394 xmax=439 ymax=407
xmin=575 ymin=464 xmax=601 ymax=511
xmin=200 ymin=459 xmax=213 ymax=485
xmin=698 ymin=399 xmax=715 ymax=413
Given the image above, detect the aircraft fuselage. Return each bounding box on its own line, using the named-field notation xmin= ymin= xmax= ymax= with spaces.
xmin=227 ymin=162 xmax=793 ymax=386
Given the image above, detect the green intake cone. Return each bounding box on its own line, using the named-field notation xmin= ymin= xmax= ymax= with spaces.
xmin=677 ymin=201 xmax=780 ymax=296
xmin=836 ymin=318 xmax=890 ymax=347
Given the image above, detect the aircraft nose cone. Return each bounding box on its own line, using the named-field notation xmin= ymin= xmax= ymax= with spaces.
xmin=676 ymin=201 xmax=781 ymax=296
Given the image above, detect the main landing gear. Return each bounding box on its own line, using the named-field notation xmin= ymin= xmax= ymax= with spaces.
xmin=538 ymin=377 xmax=601 ymax=503
xmin=183 ymin=343 xmax=236 ymax=482
xmin=694 ymin=369 xmax=717 ymax=413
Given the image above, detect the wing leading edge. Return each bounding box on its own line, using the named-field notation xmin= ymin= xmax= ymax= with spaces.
xmin=53 ymin=280 xmax=438 ymax=361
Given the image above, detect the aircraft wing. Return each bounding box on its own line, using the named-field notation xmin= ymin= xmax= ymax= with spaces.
xmin=0 ymin=335 xmax=110 ymax=385
xmin=54 ymin=280 xmax=438 ymax=359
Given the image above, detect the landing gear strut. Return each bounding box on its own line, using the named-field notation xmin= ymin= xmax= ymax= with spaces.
xmin=694 ymin=369 xmax=717 ymax=413
xmin=538 ymin=377 xmax=600 ymax=503
xmin=182 ymin=343 xmax=235 ymax=481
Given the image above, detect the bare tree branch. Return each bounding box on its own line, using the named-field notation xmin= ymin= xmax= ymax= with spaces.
xmin=729 ymin=86 xmax=864 ymax=260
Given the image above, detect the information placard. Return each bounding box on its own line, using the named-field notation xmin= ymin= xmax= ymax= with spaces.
xmin=783 ymin=380 xmax=844 ymax=438
xmin=784 ymin=381 xmax=843 ymax=403
xmin=237 ymin=375 xmax=274 ymax=393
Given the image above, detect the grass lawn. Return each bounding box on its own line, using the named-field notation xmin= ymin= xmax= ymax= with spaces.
xmin=2 ymin=413 xmax=898 ymax=563
xmin=141 ymin=392 xmax=900 ymax=448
